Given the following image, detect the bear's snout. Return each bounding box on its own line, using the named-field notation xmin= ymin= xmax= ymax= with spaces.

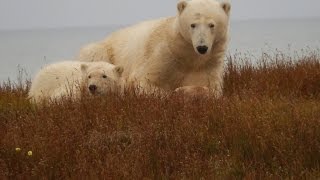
xmin=196 ymin=46 xmax=208 ymax=55
xmin=89 ymin=84 xmax=97 ymax=93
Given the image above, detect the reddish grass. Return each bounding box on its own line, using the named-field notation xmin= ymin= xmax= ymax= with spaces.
xmin=1 ymin=51 xmax=320 ymax=179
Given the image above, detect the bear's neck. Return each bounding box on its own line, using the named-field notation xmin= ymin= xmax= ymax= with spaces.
xmin=169 ymin=18 xmax=193 ymax=54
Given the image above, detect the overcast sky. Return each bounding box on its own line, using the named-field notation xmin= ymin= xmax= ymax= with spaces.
xmin=0 ymin=0 xmax=320 ymax=30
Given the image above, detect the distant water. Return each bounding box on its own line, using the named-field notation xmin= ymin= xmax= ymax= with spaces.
xmin=0 ymin=18 xmax=320 ymax=82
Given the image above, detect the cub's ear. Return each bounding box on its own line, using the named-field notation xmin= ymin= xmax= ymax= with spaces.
xmin=221 ymin=2 xmax=231 ymax=16
xmin=114 ymin=66 xmax=124 ymax=76
xmin=177 ymin=0 xmax=188 ymax=15
xmin=81 ymin=64 xmax=88 ymax=73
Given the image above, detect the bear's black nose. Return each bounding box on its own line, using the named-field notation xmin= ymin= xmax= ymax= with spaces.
xmin=89 ymin=85 xmax=97 ymax=92
xmin=197 ymin=46 xmax=208 ymax=54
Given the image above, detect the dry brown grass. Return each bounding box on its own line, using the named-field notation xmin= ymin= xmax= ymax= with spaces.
xmin=1 ymin=51 xmax=320 ymax=179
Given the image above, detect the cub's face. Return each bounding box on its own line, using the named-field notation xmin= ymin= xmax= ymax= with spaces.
xmin=177 ymin=0 xmax=231 ymax=55
xmin=81 ymin=63 xmax=123 ymax=95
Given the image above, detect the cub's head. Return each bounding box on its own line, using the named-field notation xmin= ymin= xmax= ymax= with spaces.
xmin=177 ymin=0 xmax=231 ymax=55
xmin=81 ymin=62 xmax=124 ymax=95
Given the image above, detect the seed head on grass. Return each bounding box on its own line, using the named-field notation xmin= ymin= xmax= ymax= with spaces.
xmin=27 ymin=151 xmax=32 ymax=156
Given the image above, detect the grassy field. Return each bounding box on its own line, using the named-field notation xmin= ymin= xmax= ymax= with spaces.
xmin=0 ymin=51 xmax=320 ymax=179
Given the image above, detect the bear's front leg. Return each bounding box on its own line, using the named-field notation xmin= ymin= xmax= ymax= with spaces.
xmin=178 ymin=70 xmax=223 ymax=98
xmin=207 ymin=69 xmax=223 ymax=98
xmin=174 ymin=86 xmax=210 ymax=98
xmin=131 ymin=76 xmax=167 ymax=96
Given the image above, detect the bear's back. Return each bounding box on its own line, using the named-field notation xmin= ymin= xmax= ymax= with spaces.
xmin=28 ymin=61 xmax=83 ymax=102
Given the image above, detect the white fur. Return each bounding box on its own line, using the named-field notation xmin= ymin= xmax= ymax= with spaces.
xmin=28 ymin=61 xmax=123 ymax=104
xmin=78 ymin=0 xmax=231 ymax=96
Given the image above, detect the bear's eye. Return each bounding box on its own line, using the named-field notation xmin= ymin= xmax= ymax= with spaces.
xmin=88 ymin=75 xmax=91 ymax=79
xmin=209 ymin=23 xmax=215 ymax=28
xmin=191 ymin=24 xmax=196 ymax=28
xmin=102 ymin=75 xmax=107 ymax=79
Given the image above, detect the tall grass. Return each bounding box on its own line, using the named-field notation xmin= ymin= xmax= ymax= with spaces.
xmin=0 ymin=51 xmax=320 ymax=179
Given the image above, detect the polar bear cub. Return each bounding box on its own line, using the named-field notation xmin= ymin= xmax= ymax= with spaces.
xmin=28 ymin=61 xmax=124 ymax=104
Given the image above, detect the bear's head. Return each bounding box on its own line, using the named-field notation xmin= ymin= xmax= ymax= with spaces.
xmin=177 ymin=0 xmax=231 ymax=55
xmin=81 ymin=62 xmax=124 ymax=95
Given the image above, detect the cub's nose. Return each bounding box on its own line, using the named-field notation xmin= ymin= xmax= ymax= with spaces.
xmin=197 ymin=46 xmax=208 ymax=55
xmin=89 ymin=85 xmax=97 ymax=92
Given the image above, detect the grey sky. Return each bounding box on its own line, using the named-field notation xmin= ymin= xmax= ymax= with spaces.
xmin=0 ymin=0 xmax=320 ymax=30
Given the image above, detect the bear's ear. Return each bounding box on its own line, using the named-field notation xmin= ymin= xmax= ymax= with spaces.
xmin=177 ymin=1 xmax=187 ymax=15
xmin=81 ymin=64 xmax=88 ymax=73
xmin=221 ymin=2 xmax=231 ymax=16
xmin=114 ymin=66 xmax=124 ymax=76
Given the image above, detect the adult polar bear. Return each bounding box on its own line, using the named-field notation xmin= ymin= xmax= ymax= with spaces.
xmin=78 ymin=0 xmax=231 ymax=96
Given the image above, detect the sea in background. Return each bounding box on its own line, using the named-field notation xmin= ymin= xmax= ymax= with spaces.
xmin=0 ymin=18 xmax=319 ymax=82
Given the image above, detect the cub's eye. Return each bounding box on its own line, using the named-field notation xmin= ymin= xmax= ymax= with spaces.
xmin=209 ymin=23 xmax=215 ymax=28
xmin=191 ymin=24 xmax=196 ymax=28
xmin=88 ymin=75 xmax=91 ymax=79
xmin=102 ymin=75 xmax=107 ymax=78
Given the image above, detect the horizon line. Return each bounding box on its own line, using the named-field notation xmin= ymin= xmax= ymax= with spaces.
xmin=0 ymin=16 xmax=319 ymax=32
